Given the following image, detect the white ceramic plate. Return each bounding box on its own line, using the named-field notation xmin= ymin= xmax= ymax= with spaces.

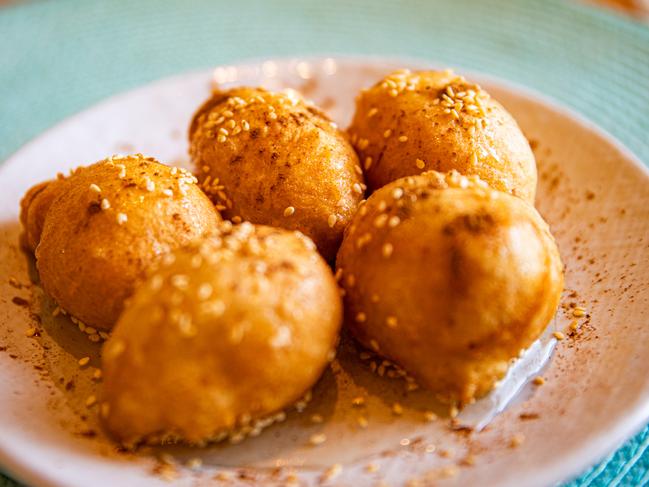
xmin=1 ymin=57 xmax=648 ymax=487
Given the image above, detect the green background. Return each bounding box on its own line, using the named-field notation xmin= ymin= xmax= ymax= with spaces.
xmin=1 ymin=0 xmax=648 ymax=485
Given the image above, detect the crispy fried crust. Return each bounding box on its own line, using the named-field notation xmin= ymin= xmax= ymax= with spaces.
xmin=102 ymin=223 xmax=342 ymax=445
xmin=336 ymin=170 xmax=563 ymax=405
xmin=348 ymin=69 xmax=537 ymax=203
xmin=35 ymin=155 xmax=220 ymax=330
xmin=19 ymin=177 xmax=69 ymax=252
xmin=189 ymin=87 xmax=365 ymax=261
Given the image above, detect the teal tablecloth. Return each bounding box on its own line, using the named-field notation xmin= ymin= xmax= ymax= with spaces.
xmin=1 ymin=0 xmax=648 ymax=485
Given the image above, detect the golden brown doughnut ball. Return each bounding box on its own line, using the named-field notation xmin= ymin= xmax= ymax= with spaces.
xmin=35 ymin=154 xmax=220 ymax=331
xmin=348 ymin=69 xmax=537 ymax=203
xmin=19 ymin=177 xmax=69 ymax=253
xmin=102 ymin=222 xmax=341 ymax=446
xmin=336 ymin=170 xmax=563 ymax=405
xmin=189 ymin=87 xmax=365 ymax=261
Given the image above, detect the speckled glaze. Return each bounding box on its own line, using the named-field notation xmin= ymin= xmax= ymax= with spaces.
xmin=0 ymin=58 xmax=647 ymax=487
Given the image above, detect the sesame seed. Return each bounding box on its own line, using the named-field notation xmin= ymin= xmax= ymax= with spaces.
xmin=242 ymin=120 xmax=250 ymax=131
xmin=89 ymin=183 xmax=101 ymax=193
xmin=100 ymin=198 xmax=111 ymax=210
xmin=383 ymin=129 xmax=392 ymax=138
xmin=25 ymin=327 xmax=37 ymax=337
xmin=388 ymin=216 xmax=401 ymax=227
xmin=398 ymin=135 xmax=408 ymax=142
xmin=392 ymin=187 xmax=404 ymax=199
xmin=357 ymin=138 xmax=369 ymax=150
xmin=357 ymin=416 xmax=368 ymax=428
xmin=392 ymin=402 xmax=403 ymax=415
xmin=533 ymin=376 xmax=545 ymax=386
xmin=322 ymin=464 xmax=342 ymax=481
xmin=400 ymin=438 xmax=410 ymax=446
xmin=382 ymin=243 xmax=393 ymax=258
xmin=351 ymin=396 xmax=366 ymax=407
xmin=353 ymin=183 xmax=363 ymax=194
xmin=471 ymin=152 xmax=478 ymax=165
xmin=116 ymin=213 xmax=128 ymax=225
xmin=85 ymin=395 xmax=97 ymax=407
xmin=99 ymin=403 xmax=110 ymax=419
xmin=365 ymin=463 xmax=379 ymax=473
xmin=162 ymin=188 xmax=174 ymax=197
xmin=197 ymin=283 xmax=213 ymax=300
xmin=52 ymin=306 xmax=61 ymax=317
xmin=553 ymin=331 xmax=565 ymax=340
xmin=370 ymin=339 xmax=379 ymax=351
xmin=328 ymin=214 xmax=338 ymax=228
xmin=364 ymin=157 xmax=373 ymax=170
xmin=569 ymin=319 xmax=580 ymax=331
xmin=440 ymin=466 xmax=459 ymax=479
xmin=283 ymin=206 xmax=295 ymax=217
xmin=354 ymin=164 xmax=363 ymax=175
xmin=223 ymin=110 xmax=234 ymax=118
xmin=355 ymin=312 xmax=367 ymax=323
xmin=217 ymin=135 xmax=227 ymax=143
xmin=168 ymin=274 xmax=188 ymax=290
xmin=510 ymin=433 xmax=525 ymax=448
xmin=386 ymin=316 xmax=398 ymax=328
xmin=425 ymin=444 xmax=436 ymax=453
xmin=451 ymin=109 xmax=460 ymax=119
xmin=231 ymin=216 xmax=242 ymax=223
xmin=450 ymin=405 xmax=459 ymax=418
xmin=285 ymin=473 xmax=298 ymax=485
xmin=374 ymin=214 xmax=388 ymax=228
xmin=93 ymin=369 xmax=102 ymax=380
xmin=572 ymin=307 xmax=587 ymax=317
xmin=78 ymin=356 xmax=90 ymax=367
xmin=459 ymin=454 xmax=477 ymax=467
xmin=268 ymin=112 xmax=278 ymax=120
xmin=415 ymin=158 xmax=426 ymax=169
xmin=367 ymin=107 xmax=379 ymax=118
xmin=424 ymin=411 xmax=437 ymax=422
xmin=309 ymin=433 xmax=327 ymax=446
xmin=145 ymin=179 xmax=155 ymax=192
xmin=438 ymin=447 xmax=455 ymax=458
xmin=116 ymin=164 xmax=126 ymax=178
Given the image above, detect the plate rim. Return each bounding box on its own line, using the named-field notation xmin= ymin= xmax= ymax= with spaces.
xmin=1 ymin=55 xmax=648 ymax=487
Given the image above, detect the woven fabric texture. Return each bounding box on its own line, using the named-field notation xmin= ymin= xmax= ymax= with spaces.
xmin=1 ymin=0 xmax=648 ymax=485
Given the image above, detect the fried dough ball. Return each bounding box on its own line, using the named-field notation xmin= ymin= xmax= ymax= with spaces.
xmin=189 ymin=87 xmax=365 ymax=261
xmin=35 ymin=154 xmax=220 ymax=331
xmin=348 ymin=69 xmax=537 ymax=203
xmin=336 ymin=170 xmax=563 ymax=405
xmin=102 ymin=222 xmax=342 ymax=445
xmin=19 ymin=177 xmax=69 ymax=253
